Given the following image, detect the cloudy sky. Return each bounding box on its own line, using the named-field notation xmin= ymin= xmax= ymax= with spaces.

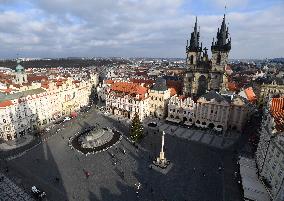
xmin=0 ymin=0 xmax=283 ymax=59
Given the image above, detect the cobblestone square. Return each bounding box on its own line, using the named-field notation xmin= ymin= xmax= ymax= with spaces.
xmin=0 ymin=108 xmax=242 ymax=201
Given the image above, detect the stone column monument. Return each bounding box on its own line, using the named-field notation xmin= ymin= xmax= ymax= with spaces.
xmin=153 ymin=131 xmax=170 ymax=168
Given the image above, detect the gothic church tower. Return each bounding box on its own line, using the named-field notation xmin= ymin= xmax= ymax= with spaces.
xmin=183 ymin=15 xmax=231 ymax=97
xmin=210 ymin=14 xmax=231 ymax=91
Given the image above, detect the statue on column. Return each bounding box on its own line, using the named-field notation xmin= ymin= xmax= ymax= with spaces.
xmin=153 ymin=131 xmax=170 ymax=168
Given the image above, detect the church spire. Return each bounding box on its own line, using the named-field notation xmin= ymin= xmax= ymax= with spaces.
xmin=211 ymin=14 xmax=231 ymax=52
xmin=187 ymin=16 xmax=202 ymax=52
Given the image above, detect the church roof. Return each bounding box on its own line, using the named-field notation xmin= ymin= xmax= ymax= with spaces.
xmin=186 ymin=17 xmax=202 ymax=53
xmin=211 ymin=14 xmax=231 ymax=52
xmin=201 ymin=90 xmax=228 ymax=103
xmin=151 ymin=77 xmax=168 ymax=91
xmin=15 ymin=64 xmax=24 ymax=71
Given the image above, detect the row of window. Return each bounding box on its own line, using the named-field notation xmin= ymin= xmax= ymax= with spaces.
xmin=150 ymin=96 xmax=163 ymax=101
xmin=169 ymin=109 xmax=193 ymax=115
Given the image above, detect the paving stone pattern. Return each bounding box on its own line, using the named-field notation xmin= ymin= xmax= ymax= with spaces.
xmin=0 ymin=173 xmax=35 ymax=201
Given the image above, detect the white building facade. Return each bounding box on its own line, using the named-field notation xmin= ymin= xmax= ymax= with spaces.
xmin=106 ymin=82 xmax=150 ymax=120
xmin=0 ymin=75 xmax=98 ymax=141
xmin=167 ymin=91 xmax=249 ymax=133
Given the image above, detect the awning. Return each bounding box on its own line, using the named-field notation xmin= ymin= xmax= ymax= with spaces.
xmin=71 ymin=112 xmax=78 ymax=117
xmin=166 ymin=117 xmax=181 ymax=123
xmin=184 ymin=121 xmax=193 ymax=126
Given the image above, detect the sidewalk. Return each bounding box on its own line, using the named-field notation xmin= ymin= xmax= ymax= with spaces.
xmin=0 ymin=135 xmax=34 ymax=151
xmin=143 ymin=117 xmax=240 ymax=150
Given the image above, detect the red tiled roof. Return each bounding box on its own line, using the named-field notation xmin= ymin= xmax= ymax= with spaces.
xmin=105 ymin=80 xmax=114 ymax=85
xmin=129 ymin=78 xmax=154 ymax=86
xmin=178 ymin=95 xmax=186 ymax=100
xmin=13 ymin=84 xmax=21 ymax=88
xmin=27 ymin=75 xmax=48 ymax=82
xmin=110 ymin=82 xmax=148 ymax=96
xmin=169 ymin=88 xmax=177 ymax=96
xmin=271 ymin=97 xmax=284 ymax=132
xmin=0 ymin=100 xmax=13 ymax=108
xmin=166 ymin=80 xmax=183 ymax=95
xmin=244 ymin=87 xmax=257 ymax=102
xmin=41 ymin=81 xmax=49 ymax=89
xmin=0 ymin=88 xmax=12 ymax=94
xmin=228 ymin=82 xmax=238 ymax=92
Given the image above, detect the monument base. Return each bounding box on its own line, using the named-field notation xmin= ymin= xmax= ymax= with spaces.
xmin=149 ymin=162 xmax=173 ymax=175
xmin=153 ymin=158 xmax=170 ymax=169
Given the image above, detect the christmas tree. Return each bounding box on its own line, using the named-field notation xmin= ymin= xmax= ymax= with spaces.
xmin=130 ymin=113 xmax=144 ymax=142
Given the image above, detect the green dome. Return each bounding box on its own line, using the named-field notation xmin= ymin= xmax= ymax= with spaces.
xmin=15 ymin=64 xmax=24 ymax=72
xmin=15 ymin=59 xmax=24 ymax=72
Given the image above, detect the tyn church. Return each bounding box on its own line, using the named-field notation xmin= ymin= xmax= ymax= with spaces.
xmin=183 ymin=15 xmax=231 ymax=97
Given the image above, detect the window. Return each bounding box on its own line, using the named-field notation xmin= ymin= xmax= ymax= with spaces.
xmin=190 ymin=55 xmax=194 ymax=64
xmin=4 ymin=126 xmax=10 ymax=131
xmin=3 ymin=119 xmax=6 ymax=123
xmin=217 ymin=53 xmax=221 ymax=64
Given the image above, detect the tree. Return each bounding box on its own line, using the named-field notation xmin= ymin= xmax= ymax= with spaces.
xmin=130 ymin=113 xmax=143 ymax=142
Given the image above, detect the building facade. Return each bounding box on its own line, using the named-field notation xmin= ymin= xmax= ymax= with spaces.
xmin=106 ymin=82 xmax=150 ymax=120
xmin=183 ymin=15 xmax=231 ymax=97
xmin=260 ymin=81 xmax=284 ymax=103
xmin=167 ymin=91 xmax=249 ymax=133
xmin=256 ymin=97 xmax=284 ymax=201
xmin=167 ymin=95 xmax=196 ymax=126
xmin=148 ymin=78 xmax=172 ymax=118
xmin=0 ymin=65 xmax=98 ymax=141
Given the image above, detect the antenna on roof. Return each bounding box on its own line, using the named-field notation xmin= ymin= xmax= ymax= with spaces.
xmin=16 ymin=53 xmax=20 ymax=63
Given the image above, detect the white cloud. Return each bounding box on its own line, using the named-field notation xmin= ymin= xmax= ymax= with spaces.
xmin=0 ymin=0 xmax=282 ymax=58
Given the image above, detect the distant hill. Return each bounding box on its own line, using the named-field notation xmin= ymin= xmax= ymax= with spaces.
xmin=270 ymin=58 xmax=284 ymax=63
xmin=0 ymin=58 xmax=130 ymax=69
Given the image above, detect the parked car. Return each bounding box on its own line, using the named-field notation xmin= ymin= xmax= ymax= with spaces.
xmin=148 ymin=122 xmax=157 ymax=127
xmin=31 ymin=186 xmax=46 ymax=200
xmin=120 ymin=148 xmax=126 ymax=154
xmin=63 ymin=117 xmax=71 ymax=122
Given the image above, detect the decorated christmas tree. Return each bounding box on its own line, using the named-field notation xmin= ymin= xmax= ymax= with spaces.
xmin=130 ymin=113 xmax=143 ymax=142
